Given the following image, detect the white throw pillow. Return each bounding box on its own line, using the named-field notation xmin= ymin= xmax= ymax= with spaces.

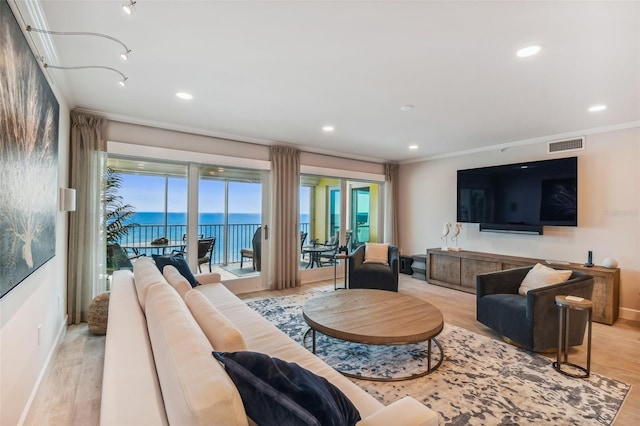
xmin=518 ymin=263 xmax=572 ymax=295
xmin=184 ymin=290 xmax=247 ymax=352
xmin=363 ymin=242 xmax=389 ymax=265
xmin=163 ymin=265 xmax=192 ymax=299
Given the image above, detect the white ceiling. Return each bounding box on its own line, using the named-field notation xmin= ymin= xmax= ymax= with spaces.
xmin=13 ymin=0 xmax=640 ymax=163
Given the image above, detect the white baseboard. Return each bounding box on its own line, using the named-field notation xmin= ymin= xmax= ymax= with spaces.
xmin=17 ymin=315 xmax=68 ymax=426
xmin=619 ymin=307 xmax=640 ymax=322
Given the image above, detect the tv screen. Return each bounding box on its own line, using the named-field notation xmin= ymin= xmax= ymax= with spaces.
xmin=457 ymin=157 xmax=578 ymax=229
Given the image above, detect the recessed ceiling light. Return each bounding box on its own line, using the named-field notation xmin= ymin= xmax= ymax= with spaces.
xmin=322 ymin=125 xmax=335 ymax=132
xmin=176 ymin=92 xmax=193 ymax=100
xmin=408 ymin=145 xmax=419 ymax=150
xmin=400 ymin=105 xmax=415 ymax=112
xmin=588 ymin=104 xmax=607 ymax=112
xmin=516 ymin=45 xmax=541 ymax=58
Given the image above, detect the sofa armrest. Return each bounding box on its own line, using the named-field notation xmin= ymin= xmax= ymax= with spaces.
xmin=527 ymin=273 xmax=594 ymax=322
xmin=196 ymin=272 xmax=222 ymax=285
xmin=357 ymin=397 xmax=439 ymax=426
xmin=349 ymin=245 xmax=366 ymax=274
xmin=476 ymin=266 xmax=533 ymax=297
xmin=389 ymin=246 xmax=399 ymax=279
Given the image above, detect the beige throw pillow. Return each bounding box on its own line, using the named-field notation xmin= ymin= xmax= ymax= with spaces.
xmin=363 ymin=242 xmax=389 ymax=265
xmin=184 ymin=290 xmax=247 ymax=352
xmin=518 ymin=263 xmax=572 ymax=295
xmin=163 ymin=265 xmax=192 ymax=299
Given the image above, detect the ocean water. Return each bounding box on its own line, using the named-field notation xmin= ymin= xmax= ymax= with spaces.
xmin=121 ymin=212 xmax=310 ymax=263
xmin=129 ymin=212 xmax=310 ymax=226
xmin=130 ymin=212 xmax=264 ymax=226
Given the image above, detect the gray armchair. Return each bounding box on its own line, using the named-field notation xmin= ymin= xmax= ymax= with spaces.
xmin=348 ymin=244 xmax=399 ymax=292
xmin=476 ymin=265 xmax=594 ymax=352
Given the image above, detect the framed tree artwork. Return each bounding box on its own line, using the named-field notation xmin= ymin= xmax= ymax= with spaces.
xmin=0 ymin=1 xmax=59 ymax=299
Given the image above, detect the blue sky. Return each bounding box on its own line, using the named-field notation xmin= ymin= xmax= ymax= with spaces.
xmin=119 ymin=173 xmax=310 ymax=214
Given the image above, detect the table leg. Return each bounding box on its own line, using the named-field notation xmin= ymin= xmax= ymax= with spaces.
xmin=586 ymin=309 xmax=592 ymax=375
xmin=344 ymin=257 xmax=348 ymax=289
xmin=563 ymin=308 xmax=570 ymax=364
xmin=556 ymin=306 xmax=563 ymax=370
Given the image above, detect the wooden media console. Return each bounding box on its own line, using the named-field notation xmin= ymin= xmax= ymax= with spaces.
xmin=426 ymin=248 xmax=620 ymax=325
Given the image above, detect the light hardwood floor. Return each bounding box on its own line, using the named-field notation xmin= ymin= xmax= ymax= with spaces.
xmin=25 ymin=275 xmax=640 ymax=425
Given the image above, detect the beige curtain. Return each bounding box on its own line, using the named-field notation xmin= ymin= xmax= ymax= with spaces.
xmin=384 ymin=163 xmax=399 ymax=247
xmin=269 ymin=146 xmax=301 ymax=290
xmin=67 ymin=112 xmax=107 ymax=324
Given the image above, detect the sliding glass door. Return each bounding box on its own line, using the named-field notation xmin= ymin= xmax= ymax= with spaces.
xmin=351 ymin=187 xmax=370 ymax=248
xmin=347 ymin=181 xmax=380 ymax=250
xmin=108 ymin=156 xmax=267 ymax=286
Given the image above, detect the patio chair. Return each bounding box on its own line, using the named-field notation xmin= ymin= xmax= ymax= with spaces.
xmin=300 ymin=231 xmax=308 ymax=258
xmin=173 ymin=233 xmax=203 ymax=255
xmin=318 ymin=232 xmax=339 ymax=266
xmin=240 ymin=227 xmax=262 ymax=271
xmin=107 ymin=243 xmax=141 ymax=273
xmin=197 ymin=237 xmax=216 ymax=273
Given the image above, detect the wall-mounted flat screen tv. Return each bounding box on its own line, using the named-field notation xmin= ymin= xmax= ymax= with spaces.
xmin=457 ymin=157 xmax=577 ymax=233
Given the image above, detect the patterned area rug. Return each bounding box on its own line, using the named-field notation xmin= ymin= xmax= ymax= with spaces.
xmin=246 ymin=291 xmax=631 ymax=426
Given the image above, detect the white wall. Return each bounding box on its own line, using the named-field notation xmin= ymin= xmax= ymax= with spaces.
xmin=106 ymin=120 xmax=386 ymax=176
xmin=399 ymin=127 xmax=640 ymax=320
xmin=0 ymin=105 xmax=71 ymax=424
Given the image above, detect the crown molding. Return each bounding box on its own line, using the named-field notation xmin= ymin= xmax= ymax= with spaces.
xmin=74 ymin=107 xmax=389 ymax=165
xmin=401 ymin=121 xmax=640 ymax=164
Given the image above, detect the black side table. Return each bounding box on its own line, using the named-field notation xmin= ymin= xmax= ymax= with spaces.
xmin=552 ymin=295 xmax=593 ymax=378
xmin=399 ymin=255 xmax=414 ymax=274
xmin=333 ymin=253 xmax=348 ymax=290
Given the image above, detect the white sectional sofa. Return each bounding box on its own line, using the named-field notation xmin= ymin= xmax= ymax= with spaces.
xmin=101 ymin=257 xmax=439 ymax=425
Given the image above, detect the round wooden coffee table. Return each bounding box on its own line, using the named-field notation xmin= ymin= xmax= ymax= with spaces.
xmin=302 ymin=289 xmax=444 ymax=381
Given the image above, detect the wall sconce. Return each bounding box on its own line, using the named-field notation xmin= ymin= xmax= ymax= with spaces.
xmin=59 ymin=187 xmax=77 ymax=212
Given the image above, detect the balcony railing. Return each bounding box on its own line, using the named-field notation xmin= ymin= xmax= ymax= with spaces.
xmin=117 ymin=222 xmax=310 ymax=265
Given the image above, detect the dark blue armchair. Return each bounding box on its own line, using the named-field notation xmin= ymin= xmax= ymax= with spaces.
xmin=348 ymin=244 xmax=399 ymax=292
xmin=476 ymin=265 xmax=594 ymax=352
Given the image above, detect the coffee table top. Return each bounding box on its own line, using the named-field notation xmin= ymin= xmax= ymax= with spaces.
xmin=302 ymin=289 xmax=444 ymax=345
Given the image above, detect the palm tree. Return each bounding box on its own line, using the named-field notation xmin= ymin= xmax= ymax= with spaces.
xmin=103 ymin=167 xmax=136 ymax=271
xmin=103 ymin=166 xmax=136 ymax=244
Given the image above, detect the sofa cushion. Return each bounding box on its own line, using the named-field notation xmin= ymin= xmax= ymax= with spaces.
xmin=184 ymin=289 xmax=247 ymax=352
xmin=145 ymin=283 xmax=248 ymax=426
xmin=197 ymin=284 xmax=385 ymax=419
xmin=213 ymin=351 xmax=361 ymax=426
xmin=132 ymin=257 xmax=169 ymax=311
xmin=163 ymin=265 xmax=192 ymax=298
xmin=153 ymin=253 xmax=199 ymax=287
xmin=518 ymin=263 xmax=572 ymax=295
xmin=363 ymin=243 xmax=389 ymax=265
xmin=101 ymin=271 xmax=168 ymax=426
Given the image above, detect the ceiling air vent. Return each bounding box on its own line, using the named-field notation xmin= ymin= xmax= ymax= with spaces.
xmin=547 ymin=137 xmax=585 ymax=154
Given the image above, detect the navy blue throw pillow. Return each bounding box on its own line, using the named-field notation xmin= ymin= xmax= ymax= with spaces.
xmin=213 ymin=351 xmax=361 ymax=426
xmin=152 ymin=254 xmax=199 ymax=287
